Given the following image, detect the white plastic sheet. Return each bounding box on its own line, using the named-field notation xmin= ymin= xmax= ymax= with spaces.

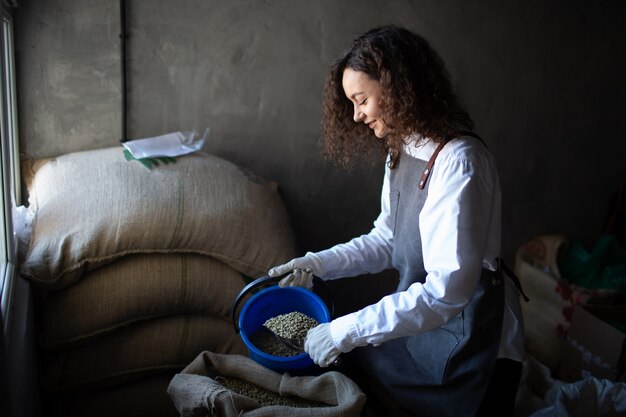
xmin=122 ymin=128 xmax=209 ymax=159
xmin=530 ymin=377 xmax=626 ymax=417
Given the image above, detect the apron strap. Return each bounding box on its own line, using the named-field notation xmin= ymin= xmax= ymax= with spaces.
xmin=417 ymin=131 xmax=483 ymax=190
xmin=497 ymin=258 xmax=530 ymax=302
xmin=417 ymin=141 xmax=445 ymax=190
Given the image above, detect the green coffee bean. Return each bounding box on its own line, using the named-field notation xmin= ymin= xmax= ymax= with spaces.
xmin=216 ymin=376 xmax=326 ymax=408
xmin=264 ymin=311 xmax=318 ymax=340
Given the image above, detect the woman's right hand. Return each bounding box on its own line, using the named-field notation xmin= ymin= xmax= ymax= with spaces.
xmin=268 ymin=253 xmax=326 ymax=289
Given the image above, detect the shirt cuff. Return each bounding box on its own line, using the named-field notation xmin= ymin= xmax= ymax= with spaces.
xmin=310 ymin=249 xmax=343 ymax=280
xmin=329 ymin=313 xmax=363 ymax=353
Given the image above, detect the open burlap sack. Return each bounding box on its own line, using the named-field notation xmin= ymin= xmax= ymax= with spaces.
xmin=20 ymin=147 xmax=298 ymax=290
xmin=39 ymin=253 xmax=246 ymax=350
xmin=41 ymin=315 xmax=247 ymax=392
xmin=167 ymin=351 xmax=366 ymax=417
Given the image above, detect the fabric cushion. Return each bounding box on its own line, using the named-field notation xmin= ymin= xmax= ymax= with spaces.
xmin=41 ymin=314 xmax=247 ymax=392
xmin=39 ymin=253 xmax=246 ymax=350
xmin=20 ymin=147 xmax=298 ymax=290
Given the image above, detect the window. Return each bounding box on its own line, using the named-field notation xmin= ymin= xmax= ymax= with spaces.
xmin=0 ymin=9 xmax=19 ymax=335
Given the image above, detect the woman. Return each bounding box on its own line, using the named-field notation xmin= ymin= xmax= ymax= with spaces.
xmin=268 ymin=25 xmax=525 ymax=417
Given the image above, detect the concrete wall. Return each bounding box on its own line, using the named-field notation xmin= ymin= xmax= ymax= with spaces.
xmin=14 ymin=0 xmax=626 ymax=262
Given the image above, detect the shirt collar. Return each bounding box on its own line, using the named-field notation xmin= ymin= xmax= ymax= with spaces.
xmin=403 ymin=134 xmax=439 ymax=161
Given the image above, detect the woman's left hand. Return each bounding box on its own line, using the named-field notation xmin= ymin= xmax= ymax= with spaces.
xmin=304 ymin=323 xmax=341 ymax=367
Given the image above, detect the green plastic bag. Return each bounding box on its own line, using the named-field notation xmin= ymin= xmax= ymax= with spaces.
xmin=558 ymin=234 xmax=626 ymax=291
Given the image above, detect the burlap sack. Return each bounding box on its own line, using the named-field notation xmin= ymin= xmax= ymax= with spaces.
xmin=40 ymin=253 xmax=246 ymax=349
xmin=41 ymin=315 xmax=247 ymax=392
xmin=46 ymin=373 xmax=179 ymax=417
xmin=167 ymin=351 xmax=366 ymax=417
xmin=20 ymin=147 xmax=298 ymax=290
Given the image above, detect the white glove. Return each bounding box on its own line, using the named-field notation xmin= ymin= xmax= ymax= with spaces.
xmin=268 ymin=253 xmax=326 ymax=289
xmin=304 ymin=323 xmax=342 ymax=368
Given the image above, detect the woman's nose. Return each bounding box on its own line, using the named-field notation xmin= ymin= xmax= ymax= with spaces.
xmin=353 ymin=108 xmax=364 ymax=122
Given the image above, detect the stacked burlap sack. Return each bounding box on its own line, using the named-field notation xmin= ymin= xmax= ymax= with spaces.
xmin=20 ymin=147 xmax=299 ymax=417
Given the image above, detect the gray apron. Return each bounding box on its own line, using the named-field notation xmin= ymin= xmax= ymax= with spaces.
xmin=350 ymin=141 xmax=504 ymax=417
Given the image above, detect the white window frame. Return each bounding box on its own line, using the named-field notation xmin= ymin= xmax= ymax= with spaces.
xmin=0 ymin=7 xmax=19 ymax=341
xmin=0 ymin=8 xmax=33 ymax=417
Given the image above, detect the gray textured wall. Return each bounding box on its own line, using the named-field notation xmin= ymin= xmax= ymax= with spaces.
xmin=14 ymin=0 xmax=626 ymax=263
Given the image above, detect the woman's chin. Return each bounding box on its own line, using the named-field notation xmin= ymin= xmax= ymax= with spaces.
xmin=373 ymin=129 xmax=387 ymax=139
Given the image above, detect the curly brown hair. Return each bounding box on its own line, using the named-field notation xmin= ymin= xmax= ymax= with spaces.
xmin=320 ymin=25 xmax=474 ymax=169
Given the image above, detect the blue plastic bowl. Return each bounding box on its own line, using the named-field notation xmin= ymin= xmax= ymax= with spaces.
xmin=238 ymin=285 xmax=330 ymax=372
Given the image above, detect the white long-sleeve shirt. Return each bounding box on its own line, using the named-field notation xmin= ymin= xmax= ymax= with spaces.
xmin=313 ymin=135 xmax=525 ymax=362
